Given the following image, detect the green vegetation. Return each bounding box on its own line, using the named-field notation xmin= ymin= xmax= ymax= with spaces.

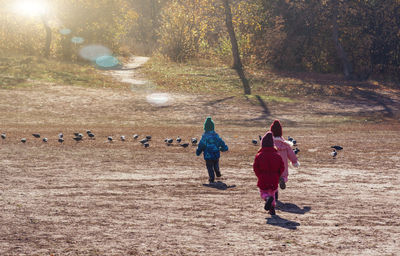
xmin=0 ymin=56 xmax=127 ymax=89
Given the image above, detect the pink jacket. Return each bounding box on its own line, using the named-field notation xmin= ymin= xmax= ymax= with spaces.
xmin=273 ymin=137 xmax=299 ymax=182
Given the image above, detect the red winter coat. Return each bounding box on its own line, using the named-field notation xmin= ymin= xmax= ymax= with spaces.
xmin=253 ymin=147 xmax=285 ymax=190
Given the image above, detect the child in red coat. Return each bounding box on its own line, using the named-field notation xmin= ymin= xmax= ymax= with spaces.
xmin=253 ymin=131 xmax=284 ymax=215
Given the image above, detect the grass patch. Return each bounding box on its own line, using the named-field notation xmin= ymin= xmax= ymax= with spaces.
xmin=0 ymin=55 xmax=128 ymax=89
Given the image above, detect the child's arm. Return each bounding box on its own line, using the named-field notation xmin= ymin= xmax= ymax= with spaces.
xmin=218 ymin=136 xmax=228 ymax=152
xmin=287 ymin=146 xmax=300 ymax=167
xmin=196 ymin=136 xmax=206 ymax=156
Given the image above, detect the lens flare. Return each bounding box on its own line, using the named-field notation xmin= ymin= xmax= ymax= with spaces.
xmin=59 ymin=28 xmax=71 ymax=35
xmin=95 ymin=55 xmax=120 ymax=68
xmin=79 ymin=45 xmax=112 ymax=61
xmin=13 ymin=0 xmax=49 ymax=17
xmin=71 ymin=37 xmax=84 ymax=44
xmin=146 ymin=93 xmax=171 ymax=106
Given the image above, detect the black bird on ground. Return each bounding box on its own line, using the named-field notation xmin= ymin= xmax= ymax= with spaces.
xmin=144 ymin=142 xmax=149 ymax=148
xmin=121 ymin=136 xmax=126 ymax=141
xmin=140 ymin=138 xmax=148 ymax=144
xmin=133 ymin=134 xmax=139 ymax=139
xmin=191 ymin=138 xmax=198 ymax=145
xmin=88 ymin=132 xmax=95 ymax=139
xmin=293 ymin=148 xmax=300 ymax=154
xmin=146 ymin=135 xmax=152 ymax=140
xmin=32 ymin=133 xmax=40 ymax=138
xmin=259 ymin=135 xmax=262 ymax=141
xmin=58 ymin=138 xmax=64 ymax=143
xmin=252 ymin=139 xmax=258 ymax=145
xmin=1 ymin=133 xmax=6 ymax=139
xmin=43 ymin=138 xmax=48 ymax=142
xmin=165 ymin=138 xmax=173 ymax=144
xmin=108 ymin=136 xmax=113 ymax=142
xmin=180 ymin=143 xmax=189 ymax=148
xmin=176 ymin=136 xmax=181 ymax=143
xmin=74 ymin=132 xmax=80 ymax=137
xmin=331 ymin=145 xmax=343 ymax=151
xmin=21 ymin=138 xmax=27 ymax=143
xmin=73 ymin=136 xmax=82 ymax=142
xmin=86 ymin=130 xmax=92 ymax=134
xmin=58 ymin=133 xmax=63 ymax=139
xmin=331 ymin=149 xmax=337 ymax=158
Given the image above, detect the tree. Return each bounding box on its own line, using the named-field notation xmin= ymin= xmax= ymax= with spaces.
xmin=222 ymin=0 xmax=250 ymax=95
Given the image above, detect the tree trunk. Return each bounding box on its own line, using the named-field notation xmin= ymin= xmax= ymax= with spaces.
xmin=222 ymin=0 xmax=251 ymax=95
xmin=41 ymin=15 xmax=52 ymax=58
xmin=331 ymin=0 xmax=353 ymax=79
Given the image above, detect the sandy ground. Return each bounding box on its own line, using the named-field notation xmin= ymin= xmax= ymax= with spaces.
xmin=0 ymin=57 xmax=400 ymax=255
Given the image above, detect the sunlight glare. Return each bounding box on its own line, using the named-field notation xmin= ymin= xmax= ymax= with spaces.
xmin=13 ymin=0 xmax=49 ymax=17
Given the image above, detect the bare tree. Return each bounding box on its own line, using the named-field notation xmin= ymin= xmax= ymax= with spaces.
xmin=222 ymin=0 xmax=251 ymax=95
xmin=331 ymin=0 xmax=353 ymax=79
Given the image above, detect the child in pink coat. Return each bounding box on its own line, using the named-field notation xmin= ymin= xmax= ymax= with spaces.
xmin=270 ymin=120 xmax=300 ymax=195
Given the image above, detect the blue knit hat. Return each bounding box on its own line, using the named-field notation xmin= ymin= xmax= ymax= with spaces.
xmin=204 ymin=117 xmax=215 ymax=132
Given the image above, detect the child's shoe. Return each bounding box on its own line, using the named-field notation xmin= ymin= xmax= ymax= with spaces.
xmin=279 ymin=177 xmax=286 ymax=190
xmin=269 ymin=207 xmax=276 ymax=215
xmin=264 ymin=196 xmax=273 ymax=211
xmin=215 ymin=171 xmax=222 ymax=178
xmin=209 ymin=178 xmax=215 ymax=184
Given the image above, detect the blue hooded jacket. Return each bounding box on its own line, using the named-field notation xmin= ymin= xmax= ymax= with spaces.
xmin=196 ymin=131 xmax=228 ymax=160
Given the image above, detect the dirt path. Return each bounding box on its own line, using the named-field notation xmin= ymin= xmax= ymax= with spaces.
xmin=0 ymin=58 xmax=399 ymax=255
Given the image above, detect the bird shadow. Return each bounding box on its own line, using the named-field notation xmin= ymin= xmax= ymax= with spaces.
xmin=276 ymin=200 xmax=311 ymax=215
xmin=266 ymin=215 xmax=300 ymax=230
xmin=202 ymin=181 xmax=236 ymax=190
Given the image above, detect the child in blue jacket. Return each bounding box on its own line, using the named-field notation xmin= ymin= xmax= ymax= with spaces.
xmin=196 ymin=117 xmax=228 ymax=183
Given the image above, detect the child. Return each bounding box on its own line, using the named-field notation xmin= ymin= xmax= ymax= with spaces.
xmin=270 ymin=120 xmax=300 ymax=197
xmin=253 ymin=131 xmax=284 ymax=215
xmin=196 ymin=117 xmax=228 ymax=183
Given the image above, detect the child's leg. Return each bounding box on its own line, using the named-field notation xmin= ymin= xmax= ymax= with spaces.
xmin=205 ymin=160 xmax=215 ymax=182
xmin=260 ymin=189 xmax=278 ymax=207
xmin=214 ymin=159 xmax=221 ymax=177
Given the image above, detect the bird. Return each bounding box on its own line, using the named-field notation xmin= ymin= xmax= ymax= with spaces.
xmin=88 ymin=132 xmax=95 ymax=139
xmin=140 ymin=138 xmax=148 ymax=144
xmin=32 ymin=133 xmax=40 ymax=138
xmin=293 ymin=148 xmax=300 ymax=154
xmin=331 ymin=149 xmax=337 ymax=158
xmin=331 ymin=145 xmax=343 ymax=151
xmin=292 ymin=140 xmax=297 ymax=146
xmin=21 ymin=138 xmax=27 ymax=143
xmin=191 ymin=138 xmax=198 ymax=145
xmin=146 ymin=135 xmax=152 ymax=140
xmin=108 ymin=136 xmax=113 ymax=142
xmin=86 ymin=130 xmax=92 ymax=134
xmin=133 ymin=134 xmax=139 ymax=139
xmin=252 ymin=139 xmax=258 ymax=145
xmin=73 ymin=132 xmax=80 ymax=137
xmin=120 ymin=135 xmax=126 ymax=141
xmin=165 ymin=138 xmax=173 ymax=144
xmin=143 ymin=142 xmax=149 ymax=148
xmin=58 ymin=138 xmax=64 ymax=143
xmin=1 ymin=133 xmax=6 ymax=139
xmin=176 ymin=136 xmax=181 ymax=143
xmin=73 ymin=136 xmax=82 ymax=142
xmin=259 ymin=135 xmax=262 ymax=141
xmin=288 ymin=136 xmax=293 ymax=141
xmin=180 ymin=143 xmax=189 ymax=148
xmin=43 ymin=138 xmax=48 ymax=142
xmin=58 ymin=133 xmax=63 ymax=139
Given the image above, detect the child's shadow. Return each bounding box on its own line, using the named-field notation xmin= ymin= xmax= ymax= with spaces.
xmin=266 ymin=215 xmax=300 ymax=230
xmin=276 ymin=200 xmax=311 ymax=215
xmin=202 ymin=181 xmax=236 ymax=190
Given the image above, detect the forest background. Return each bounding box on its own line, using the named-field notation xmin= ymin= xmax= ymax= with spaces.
xmin=0 ymin=0 xmax=399 ymax=83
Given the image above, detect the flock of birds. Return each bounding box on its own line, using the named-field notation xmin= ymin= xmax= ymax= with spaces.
xmin=0 ymin=131 xmax=199 ymax=148
xmin=1 ymin=131 xmax=343 ymax=157
xmin=252 ymin=135 xmax=343 ymax=158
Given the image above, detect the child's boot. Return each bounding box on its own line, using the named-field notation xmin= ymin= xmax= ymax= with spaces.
xmin=269 ymin=206 xmax=276 ymax=215
xmin=215 ymin=170 xmax=222 ymax=178
xmin=264 ymin=196 xmax=273 ymax=211
xmin=279 ymin=177 xmax=286 ymax=190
